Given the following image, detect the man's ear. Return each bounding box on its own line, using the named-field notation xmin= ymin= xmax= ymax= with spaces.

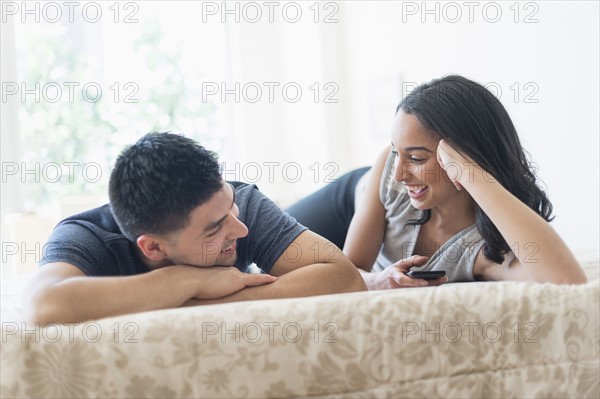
xmin=136 ymin=234 xmax=169 ymax=261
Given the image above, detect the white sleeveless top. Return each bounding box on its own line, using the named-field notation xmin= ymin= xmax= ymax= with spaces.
xmin=357 ymin=150 xmax=485 ymax=282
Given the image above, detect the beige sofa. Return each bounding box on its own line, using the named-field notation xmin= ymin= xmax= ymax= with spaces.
xmin=1 ymin=255 xmax=598 ymax=398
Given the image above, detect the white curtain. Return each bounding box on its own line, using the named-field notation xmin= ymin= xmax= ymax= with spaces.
xmin=1 ymin=17 xmax=23 ymax=220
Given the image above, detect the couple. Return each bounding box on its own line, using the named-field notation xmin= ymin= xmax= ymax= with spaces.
xmin=25 ymin=75 xmax=586 ymax=325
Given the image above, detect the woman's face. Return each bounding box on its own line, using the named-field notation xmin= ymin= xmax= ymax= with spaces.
xmin=390 ymin=110 xmax=460 ymax=210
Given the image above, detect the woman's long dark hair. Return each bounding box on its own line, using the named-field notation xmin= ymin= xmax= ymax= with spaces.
xmin=398 ymin=75 xmax=553 ymax=264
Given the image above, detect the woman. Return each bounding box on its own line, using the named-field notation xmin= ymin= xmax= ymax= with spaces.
xmin=287 ymin=75 xmax=587 ymax=289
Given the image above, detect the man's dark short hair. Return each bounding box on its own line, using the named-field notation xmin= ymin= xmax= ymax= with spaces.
xmin=109 ymin=132 xmax=223 ymax=241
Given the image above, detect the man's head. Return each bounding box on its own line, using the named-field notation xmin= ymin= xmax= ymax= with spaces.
xmin=109 ymin=132 xmax=248 ymax=268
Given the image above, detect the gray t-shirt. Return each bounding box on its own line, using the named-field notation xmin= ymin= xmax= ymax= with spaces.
xmin=40 ymin=182 xmax=307 ymax=276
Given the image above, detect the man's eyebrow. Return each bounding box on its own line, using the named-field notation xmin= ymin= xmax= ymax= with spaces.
xmin=203 ymin=183 xmax=236 ymax=233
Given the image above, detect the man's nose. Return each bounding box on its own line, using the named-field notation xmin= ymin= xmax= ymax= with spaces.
xmin=228 ymin=213 xmax=248 ymax=240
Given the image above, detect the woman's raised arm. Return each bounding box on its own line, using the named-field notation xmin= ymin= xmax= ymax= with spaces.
xmin=343 ymin=146 xmax=390 ymax=271
xmin=437 ymin=139 xmax=587 ymax=284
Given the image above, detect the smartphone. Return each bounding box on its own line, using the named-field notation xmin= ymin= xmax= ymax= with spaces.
xmin=406 ymin=270 xmax=446 ymax=280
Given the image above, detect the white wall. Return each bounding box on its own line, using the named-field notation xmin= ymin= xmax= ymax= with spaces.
xmin=341 ymin=1 xmax=600 ymax=251
xmin=2 ymin=1 xmax=598 ymax=255
xmin=230 ymin=1 xmax=599 ymax=251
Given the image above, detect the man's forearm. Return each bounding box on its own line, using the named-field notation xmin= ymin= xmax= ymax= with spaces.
xmin=26 ymin=266 xmax=198 ymax=325
xmin=185 ymin=262 xmax=366 ymax=306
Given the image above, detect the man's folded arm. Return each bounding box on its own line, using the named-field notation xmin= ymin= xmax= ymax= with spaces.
xmin=24 ymin=231 xmax=367 ymax=323
xmin=23 ymin=262 xmax=205 ymax=325
xmin=184 ymin=230 xmax=367 ymax=306
xmin=24 ymin=262 xmax=277 ymax=325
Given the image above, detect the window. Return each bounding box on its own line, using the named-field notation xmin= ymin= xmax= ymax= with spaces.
xmin=7 ymin=2 xmax=233 ymax=212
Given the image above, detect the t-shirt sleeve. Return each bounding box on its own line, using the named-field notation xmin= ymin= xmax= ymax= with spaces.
xmin=40 ymin=222 xmax=119 ymax=276
xmin=241 ymin=188 xmax=307 ymax=274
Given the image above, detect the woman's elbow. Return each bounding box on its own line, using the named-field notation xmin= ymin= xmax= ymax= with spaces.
xmin=540 ymin=269 xmax=588 ymax=285
xmin=556 ymin=274 xmax=588 ymax=285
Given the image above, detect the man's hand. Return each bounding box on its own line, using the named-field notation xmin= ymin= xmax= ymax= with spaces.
xmin=186 ymin=231 xmax=366 ymax=307
xmin=190 ymin=266 xmax=277 ymax=299
xmin=23 ymin=262 xmax=277 ymax=325
xmin=367 ymin=255 xmax=448 ymax=290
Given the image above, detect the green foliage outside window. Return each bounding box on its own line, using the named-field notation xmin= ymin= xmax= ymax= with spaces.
xmin=16 ymin=17 xmax=219 ymax=208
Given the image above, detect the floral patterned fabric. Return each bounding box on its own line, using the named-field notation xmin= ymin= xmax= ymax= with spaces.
xmin=1 ymin=257 xmax=598 ymax=398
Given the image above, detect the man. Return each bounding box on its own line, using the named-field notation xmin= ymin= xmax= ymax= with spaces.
xmin=24 ymin=133 xmax=366 ymax=324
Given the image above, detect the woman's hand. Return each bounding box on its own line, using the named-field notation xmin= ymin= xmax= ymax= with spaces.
xmin=367 ymin=255 xmax=448 ymax=290
xmin=436 ymin=139 xmax=480 ymax=191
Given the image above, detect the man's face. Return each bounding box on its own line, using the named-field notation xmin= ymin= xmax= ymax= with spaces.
xmin=162 ymin=182 xmax=249 ymax=267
